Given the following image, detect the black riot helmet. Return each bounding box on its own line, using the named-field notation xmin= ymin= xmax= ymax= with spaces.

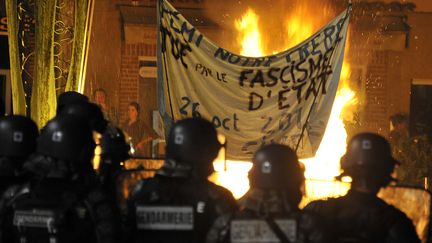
xmin=37 ymin=115 xmax=95 ymax=166
xmin=0 ymin=115 xmax=39 ymax=157
xmin=56 ymin=91 xmax=89 ymax=114
xmin=99 ymin=127 xmax=130 ymax=182
xmin=165 ymin=118 xmax=222 ymax=177
xmin=338 ymin=133 xmax=398 ymax=186
xmin=60 ymin=101 xmax=108 ymax=133
xmin=249 ymin=144 xmax=304 ymax=190
xmin=100 ymin=126 xmax=130 ymax=163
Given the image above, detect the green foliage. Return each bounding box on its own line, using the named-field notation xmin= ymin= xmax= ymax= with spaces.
xmin=393 ymin=135 xmax=432 ymax=188
xmin=343 ymin=112 xmax=432 ymax=189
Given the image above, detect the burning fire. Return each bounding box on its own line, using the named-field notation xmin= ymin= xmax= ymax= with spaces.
xmin=302 ymin=87 xmax=356 ymax=180
xmin=235 ymin=8 xmax=264 ymax=57
xmin=211 ymin=4 xmax=356 ymax=200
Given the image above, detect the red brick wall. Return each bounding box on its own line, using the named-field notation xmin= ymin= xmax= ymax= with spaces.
xmin=118 ymin=43 xmax=156 ymax=124
xmin=364 ymin=50 xmax=389 ymax=135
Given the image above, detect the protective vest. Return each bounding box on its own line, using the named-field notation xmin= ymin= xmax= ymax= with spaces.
xmin=207 ymin=189 xmax=330 ymax=243
xmin=127 ymin=175 xmax=237 ymax=243
xmin=304 ymin=190 xmax=420 ymax=243
xmin=3 ymin=179 xmax=119 ymax=243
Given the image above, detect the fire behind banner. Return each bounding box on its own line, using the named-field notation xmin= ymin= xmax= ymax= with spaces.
xmin=157 ymin=0 xmax=351 ymax=161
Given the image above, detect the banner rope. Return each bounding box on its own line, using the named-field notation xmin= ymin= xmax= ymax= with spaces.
xmin=295 ymin=5 xmax=352 ymax=153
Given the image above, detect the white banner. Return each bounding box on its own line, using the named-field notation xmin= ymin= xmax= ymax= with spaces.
xmin=157 ymin=0 xmax=350 ymax=160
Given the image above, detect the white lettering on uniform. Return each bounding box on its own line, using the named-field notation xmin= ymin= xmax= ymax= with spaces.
xmin=136 ymin=206 xmax=194 ymax=230
xmin=196 ymin=201 xmax=205 ymax=213
xmin=13 ymin=210 xmax=56 ymax=229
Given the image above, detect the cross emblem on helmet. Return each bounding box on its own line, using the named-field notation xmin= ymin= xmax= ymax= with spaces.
xmin=13 ymin=132 xmax=23 ymax=142
xmin=174 ymin=134 xmax=184 ymax=145
xmin=362 ymin=140 xmax=372 ymax=150
xmin=52 ymin=131 xmax=63 ymax=142
xmin=261 ymin=161 xmax=272 ymax=174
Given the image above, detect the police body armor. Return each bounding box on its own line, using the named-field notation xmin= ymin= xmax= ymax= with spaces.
xmin=126 ymin=118 xmax=236 ymax=242
xmin=2 ymin=115 xmax=120 ymax=243
xmin=0 ymin=157 xmax=27 ymax=198
xmin=3 ymin=180 xmax=96 ymax=243
xmin=0 ymin=115 xmax=38 ymax=197
xmin=98 ymin=126 xmax=130 ymax=208
xmin=207 ymin=189 xmax=329 ymax=243
xmin=305 ymin=190 xmax=420 ymax=243
xmin=127 ymin=174 xmax=236 ymax=243
xmin=305 ymin=133 xmax=420 ymax=243
xmin=207 ymin=144 xmax=329 ymax=243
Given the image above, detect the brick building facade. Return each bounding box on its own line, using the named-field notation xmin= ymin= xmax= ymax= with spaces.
xmin=84 ymin=0 xmax=432 ymax=145
xmin=347 ymin=2 xmax=432 ymax=136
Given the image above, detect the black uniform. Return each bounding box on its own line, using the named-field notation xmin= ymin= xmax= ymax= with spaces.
xmin=2 ymin=177 xmax=119 ymax=243
xmin=0 ymin=115 xmax=39 ymax=242
xmin=1 ymin=115 xmax=121 ymax=243
xmin=0 ymin=157 xmax=28 ymax=200
xmin=305 ymin=190 xmax=420 ymax=243
xmin=0 ymin=115 xmax=38 ymax=197
xmin=127 ymin=173 xmax=236 ymax=243
xmin=207 ymin=188 xmax=330 ymax=243
xmin=0 ymin=158 xmax=28 ymax=241
xmin=305 ymin=133 xmax=420 ymax=243
xmin=207 ymin=144 xmax=331 ymax=243
xmin=98 ymin=126 xmax=130 ymax=210
xmin=126 ymin=118 xmax=237 ymax=243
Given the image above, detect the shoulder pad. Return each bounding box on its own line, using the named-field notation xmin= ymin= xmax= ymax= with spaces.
xmin=304 ymin=197 xmax=339 ymax=212
xmin=208 ymin=182 xmax=235 ymax=200
xmin=4 ymin=184 xmax=30 ymax=201
xmin=207 ymin=183 xmax=237 ymax=213
xmin=129 ymin=180 xmax=146 ymax=199
xmin=129 ymin=178 xmax=159 ymax=199
xmin=298 ymin=210 xmax=322 ymax=229
xmin=206 ymin=213 xmax=233 ymax=243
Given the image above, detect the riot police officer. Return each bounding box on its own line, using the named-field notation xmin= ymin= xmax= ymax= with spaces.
xmin=0 ymin=115 xmax=38 ymax=195
xmin=1 ymin=115 xmax=120 ymax=243
xmin=207 ymin=144 xmax=330 ymax=243
xmin=60 ymin=101 xmax=108 ymax=134
xmin=305 ymin=133 xmax=420 ymax=243
xmin=62 ymin=102 xmax=123 ymax=206
xmin=0 ymin=115 xmax=38 ymax=242
xmin=99 ymin=126 xmax=130 ymax=208
xmin=56 ymin=91 xmax=89 ymax=114
xmin=126 ymin=118 xmax=237 ymax=243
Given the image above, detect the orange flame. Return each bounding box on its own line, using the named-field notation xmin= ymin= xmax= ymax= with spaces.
xmin=284 ymin=6 xmax=315 ymax=48
xmin=211 ymin=4 xmax=355 ymax=200
xmin=284 ymin=2 xmax=333 ymax=49
xmin=235 ymin=8 xmax=265 ymax=57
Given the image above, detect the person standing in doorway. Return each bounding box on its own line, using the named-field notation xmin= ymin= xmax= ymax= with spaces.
xmin=122 ymin=101 xmax=157 ymax=158
xmin=94 ymin=88 xmax=119 ymax=125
